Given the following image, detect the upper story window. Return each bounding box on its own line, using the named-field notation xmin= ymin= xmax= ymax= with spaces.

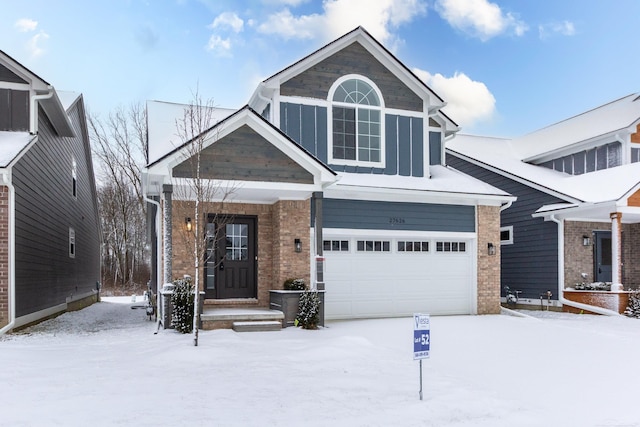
xmin=329 ymin=76 xmax=384 ymax=167
xmin=539 ymin=141 xmax=621 ymax=175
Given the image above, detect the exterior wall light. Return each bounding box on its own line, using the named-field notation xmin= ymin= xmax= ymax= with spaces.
xmin=185 ymin=217 xmax=193 ymax=232
xmin=582 ymin=235 xmax=591 ymax=246
xmin=294 ymin=238 xmax=302 ymax=253
xmin=487 ymin=242 xmax=496 ymax=256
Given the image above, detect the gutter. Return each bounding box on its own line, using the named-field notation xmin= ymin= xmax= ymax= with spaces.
xmin=549 ymin=214 xmax=621 ymax=316
xmin=30 ymin=86 xmax=55 ymax=134
xmin=0 ymin=171 xmax=16 ymax=335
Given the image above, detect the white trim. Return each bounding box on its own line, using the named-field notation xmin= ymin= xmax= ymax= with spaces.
xmin=14 ymin=303 xmax=66 ymax=329
xmin=323 ymin=227 xmax=475 ymax=240
xmin=500 ymin=225 xmax=514 ymax=245
xmin=0 ymin=82 xmax=30 ymax=91
xmin=327 ymin=74 xmax=386 ymax=169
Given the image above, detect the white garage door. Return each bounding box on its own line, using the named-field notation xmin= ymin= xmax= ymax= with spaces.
xmin=323 ymin=234 xmax=475 ymax=319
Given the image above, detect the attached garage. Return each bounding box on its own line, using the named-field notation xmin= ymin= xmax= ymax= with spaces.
xmin=322 ymin=232 xmax=476 ymax=319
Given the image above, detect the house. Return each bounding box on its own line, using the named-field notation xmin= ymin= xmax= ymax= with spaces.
xmin=446 ymin=93 xmax=640 ymax=313
xmin=143 ymin=27 xmax=514 ymax=327
xmin=0 ymin=51 xmax=101 ymax=334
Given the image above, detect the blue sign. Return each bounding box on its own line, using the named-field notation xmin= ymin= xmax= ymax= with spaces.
xmin=413 ymin=313 xmax=430 ymax=360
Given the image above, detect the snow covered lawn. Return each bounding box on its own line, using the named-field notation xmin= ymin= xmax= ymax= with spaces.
xmin=1 ymin=298 xmax=638 ymax=427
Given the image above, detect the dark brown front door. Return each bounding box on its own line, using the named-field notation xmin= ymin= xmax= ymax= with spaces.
xmin=205 ymin=216 xmax=257 ymax=299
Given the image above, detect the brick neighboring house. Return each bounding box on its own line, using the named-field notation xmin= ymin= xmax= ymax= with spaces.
xmin=0 ymin=51 xmax=101 ymax=334
xmin=143 ymin=27 xmax=514 ymax=327
xmin=447 ymin=93 xmax=640 ymax=313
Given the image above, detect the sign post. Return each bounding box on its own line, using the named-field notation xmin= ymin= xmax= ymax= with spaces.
xmin=413 ymin=313 xmax=430 ymax=400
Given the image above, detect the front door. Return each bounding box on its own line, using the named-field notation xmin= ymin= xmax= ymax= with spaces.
xmin=594 ymin=231 xmax=612 ymax=282
xmin=204 ymin=216 xmax=257 ymax=299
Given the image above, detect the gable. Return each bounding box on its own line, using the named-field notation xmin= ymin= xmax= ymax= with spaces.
xmin=628 ymin=188 xmax=640 ymax=207
xmin=280 ymin=42 xmax=423 ymax=112
xmin=172 ymin=124 xmax=314 ymax=184
xmin=632 ymin=123 xmax=640 ymax=143
xmin=0 ymin=63 xmax=27 ymax=84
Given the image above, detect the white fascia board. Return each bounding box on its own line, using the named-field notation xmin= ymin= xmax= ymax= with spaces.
xmin=447 ymin=149 xmax=583 ymax=205
xmin=323 ymin=227 xmax=475 ymax=239
xmin=324 ymin=184 xmax=512 ymax=207
xmin=532 ymin=201 xmax=617 ymax=221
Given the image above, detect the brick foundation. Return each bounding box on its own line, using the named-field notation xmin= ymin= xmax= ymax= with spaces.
xmin=477 ymin=205 xmax=501 ymax=314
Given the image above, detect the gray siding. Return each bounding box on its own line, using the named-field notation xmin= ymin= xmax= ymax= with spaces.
xmin=323 ymin=198 xmax=475 ymax=232
xmin=0 ymin=89 xmax=29 ymax=131
xmin=0 ymin=63 xmax=27 ymax=84
xmin=429 ymin=132 xmax=442 ymax=166
xmin=281 ymin=42 xmax=423 ymax=112
xmin=13 ymin=101 xmax=101 ymax=317
xmin=280 ymin=102 xmax=424 ymax=177
xmin=447 ymin=153 xmax=564 ymax=299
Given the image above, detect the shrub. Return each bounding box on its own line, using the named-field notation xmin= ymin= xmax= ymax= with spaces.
xmin=171 ymin=277 xmax=195 ymax=333
xmin=624 ymin=290 xmax=640 ymax=319
xmin=284 ymin=278 xmax=307 ymax=291
xmin=295 ymin=290 xmax=321 ymax=329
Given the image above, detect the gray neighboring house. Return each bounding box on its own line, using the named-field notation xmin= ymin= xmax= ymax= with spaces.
xmin=0 ymin=50 xmax=101 ymax=334
xmin=446 ymin=93 xmax=640 ymax=313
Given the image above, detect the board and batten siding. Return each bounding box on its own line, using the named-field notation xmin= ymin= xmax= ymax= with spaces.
xmin=446 ymin=153 xmax=563 ymax=299
xmin=13 ymin=102 xmax=100 ymax=317
xmin=280 ymin=103 xmax=425 ymax=177
xmin=280 ymin=42 xmax=423 ymax=112
xmin=323 ymin=198 xmax=475 ymax=232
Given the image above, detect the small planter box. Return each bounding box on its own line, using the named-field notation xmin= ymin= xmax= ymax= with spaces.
xmin=269 ymin=290 xmax=325 ymax=328
xmin=563 ymin=290 xmax=630 ymax=314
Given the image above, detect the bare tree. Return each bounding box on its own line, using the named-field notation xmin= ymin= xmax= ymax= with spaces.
xmin=173 ymin=90 xmax=237 ymax=346
xmin=89 ymin=104 xmax=149 ymax=295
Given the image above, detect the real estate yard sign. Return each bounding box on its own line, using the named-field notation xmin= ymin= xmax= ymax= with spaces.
xmin=413 ymin=313 xmax=430 ymax=401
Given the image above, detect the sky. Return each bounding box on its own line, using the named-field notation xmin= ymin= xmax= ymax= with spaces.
xmin=1 ymin=297 xmax=640 ymax=426
xmin=2 ymin=0 xmax=639 ymax=137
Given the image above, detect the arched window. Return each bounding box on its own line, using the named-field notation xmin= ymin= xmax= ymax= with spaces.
xmin=330 ymin=77 xmax=383 ymax=164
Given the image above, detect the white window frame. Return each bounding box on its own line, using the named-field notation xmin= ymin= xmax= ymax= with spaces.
xmin=327 ymin=74 xmax=386 ymax=168
xmin=69 ymin=228 xmax=76 ymax=258
xmin=72 ymin=157 xmax=77 ymax=199
xmin=500 ymin=225 xmax=514 ymax=245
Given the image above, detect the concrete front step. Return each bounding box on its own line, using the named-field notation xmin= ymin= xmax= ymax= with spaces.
xmin=232 ymin=321 xmax=282 ymax=332
xmin=200 ymin=308 xmax=284 ymax=330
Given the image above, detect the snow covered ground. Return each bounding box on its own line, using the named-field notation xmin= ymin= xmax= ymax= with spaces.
xmin=1 ymin=298 xmax=638 ymax=427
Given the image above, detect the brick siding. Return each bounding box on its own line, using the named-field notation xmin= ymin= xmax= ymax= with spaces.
xmin=476 ymin=205 xmax=501 ymax=314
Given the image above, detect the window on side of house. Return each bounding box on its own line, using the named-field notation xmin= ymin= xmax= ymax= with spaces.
xmin=500 ymin=225 xmax=514 ymax=245
xmin=72 ymin=157 xmax=77 ymax=198
xmin=69 ymin=228 xmax=76 ymax=258
xmin=329 ymin=77 xmax=383 ymax=166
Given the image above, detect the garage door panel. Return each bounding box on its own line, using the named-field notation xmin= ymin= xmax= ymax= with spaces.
xmin=324 ymin=235 xmax=474 ymax=319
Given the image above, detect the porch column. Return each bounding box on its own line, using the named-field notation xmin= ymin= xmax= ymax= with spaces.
xmin=610 ymin=211 xmax=623 ymax=290
xmin=163 ymin=184 xmax=173 ymax=284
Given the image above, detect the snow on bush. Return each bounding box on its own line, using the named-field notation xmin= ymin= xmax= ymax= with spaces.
xmin=171 ymin=277 xmax=194 ymax=333
xmin=295 ymin=290 xmax=320 ymax=329
xmin=624 ymin=290 xmax=640 ymax=318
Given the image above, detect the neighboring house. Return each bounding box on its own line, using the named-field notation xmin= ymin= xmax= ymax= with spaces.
xmin=0 ymin=51 xmax=101 ymax=334
xmin=447 ymin=93 xmax=640 ymax=311
xmin=143 ymin=27 xmax=514 ymax=325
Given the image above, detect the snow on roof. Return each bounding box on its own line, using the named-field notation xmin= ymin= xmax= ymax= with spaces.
xmin=0 ymin=131 xmax=35 ymax=167
xmin=331 ymin=165 xmax=512 ymax=201
xmin=56 ymin=91 xmax=81 ymax=111
xmin=512 ymin=93 xmax=640 ymax=161
xmin=147 ymin=100 xmax=236 ymax=165
xmin=447 ymin=133 xmax=640 ymax=203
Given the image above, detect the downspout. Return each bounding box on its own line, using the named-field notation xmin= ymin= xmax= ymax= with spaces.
xmin=549 ymin=214 xmax=620 ymax=316
xmin=500 ymin=200 xmax=513 ymax=212
xmin=255 ymin=86 xmax=272 ymax=122
xmin=0 ymin=172 xmax=16 ymax=335
xmin=144 ymin=195 xmax=162 ymax=328
xmin=30 ymin=87 xmax=55 ymax=134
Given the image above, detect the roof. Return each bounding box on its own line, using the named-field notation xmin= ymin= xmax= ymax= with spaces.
xmin=0 ymin=131 xmax=36 ymax=168
xmin=146 ymin=100 xmax=236 ymax=165
xmin=447 ymin=133 xmax=640 ymax=204
xmin=513 ymin=93 xmax=640 ymax=161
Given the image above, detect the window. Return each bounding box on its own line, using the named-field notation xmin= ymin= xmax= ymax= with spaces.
xmin=69 ymin=228 xmax=76 ymax=258
xmin=436 ymin=241 xmax=466 ymax=252
xmin=398 ymin=241 xmax=429 ymax=252
xmin=330 ymin=77 xmax=383 ymax=165
xmin=500 ymin=226 xmax=514 ymax=245
xmin=72 ymin=157 xmax=77 ymax=198
xmin=323 ymin=240 xmax=349 ymax=252
xmin=357 ymin=240 xmax=390 ymax=252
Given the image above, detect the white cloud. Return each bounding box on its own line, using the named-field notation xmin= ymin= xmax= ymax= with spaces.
xmin=14 ymin=18 xmax=38 ymax=32
xmin=206 ymin=35 xmax=232 ymax=56
xmin=261 ymin=0 xmax=310 ymax=5
xmin=209 ymin=12 xmax=244 ymax=33
xmin=539 ymin=20 xmax=575 ymax=40
xmin=257 ymin=0 xmax=427 ymax=46
xmin=27 ymin=31 xmax=50 ymax=58
xmin=434 ymin=0 xmax=528 ymax=41
xmin=413 ymin=68 xmax=496 ymax=128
